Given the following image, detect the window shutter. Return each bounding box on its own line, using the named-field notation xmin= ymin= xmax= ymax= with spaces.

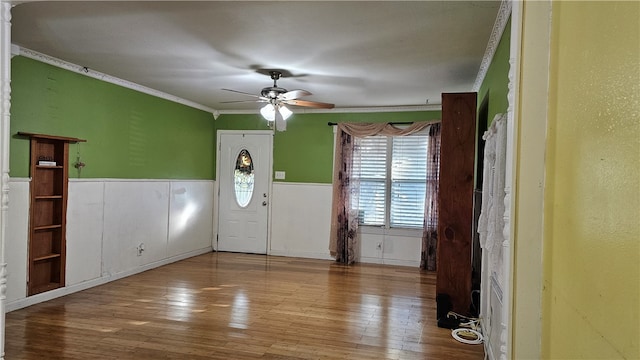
xmin=355 ymin=136 xmax=387 ymax=225
xmin=390 ymin=136 xmax=428 ymax=228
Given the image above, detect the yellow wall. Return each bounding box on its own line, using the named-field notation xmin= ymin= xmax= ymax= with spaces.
xmin=542 ymin=1 xmax=639 ymax=358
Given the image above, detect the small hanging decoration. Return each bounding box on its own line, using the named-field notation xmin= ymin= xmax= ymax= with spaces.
xmin=74 ymin=142 xmax=86 ymax=176
xmin=74 ymin=156 xmax=85 ymax=170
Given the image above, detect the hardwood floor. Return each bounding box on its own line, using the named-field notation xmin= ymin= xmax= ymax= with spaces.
xmin=5 ymin=253 xmax=484 ymax=359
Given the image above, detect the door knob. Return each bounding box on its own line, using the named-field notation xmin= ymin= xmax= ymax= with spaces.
xmin=262 ymin=201 xmax=267 ymax=206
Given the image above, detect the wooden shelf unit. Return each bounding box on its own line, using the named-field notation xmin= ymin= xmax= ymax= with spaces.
xmin=18 ymin=132 xmax=85 ymax=296
xmin=436 ymin=93 xmax=477 ymax=315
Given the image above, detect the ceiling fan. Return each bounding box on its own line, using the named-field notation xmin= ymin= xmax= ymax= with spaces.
xmin=222 ymin=70 xmax=335 ymax=114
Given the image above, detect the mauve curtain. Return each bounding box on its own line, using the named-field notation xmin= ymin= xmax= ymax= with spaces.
xmin=329 ymin=127 xmax=360 ymax=263
xmin=420 ymin=123 xmax=441 ymax=271
xmin=329 ymin=121 xmax=436 ymax=264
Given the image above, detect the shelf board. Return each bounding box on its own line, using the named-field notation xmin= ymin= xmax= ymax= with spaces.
xmin=35 ymin=165 xmax=64 ymax=169
xmin=34 ymin=224 xmax=62 ymax=231
xmin=17 ymin=131 xmax=86 ymax=143
xmin=35 ymin=195 xmax=63 ymax=200
xmin=34 ymin=253 xmax=61 ymax=262
xmin=30 ymin=282 xmax=62 ymax=295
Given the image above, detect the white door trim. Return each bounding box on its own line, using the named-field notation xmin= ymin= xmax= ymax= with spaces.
xmin=215 ymin=130 xmax=273 ymax=254
xmin=509 ymin=1 xmax=550 ymax=359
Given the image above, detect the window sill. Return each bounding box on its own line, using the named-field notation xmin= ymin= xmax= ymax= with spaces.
xmin=358 ymin=225 xmax=423 ymax=237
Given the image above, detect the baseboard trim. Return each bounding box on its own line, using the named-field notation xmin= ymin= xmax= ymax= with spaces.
xmin=268 ymin=249 xmax=334 ymax=261
xmin=6 ymin=247 xmax=213 ymax=312
xmin=360 ymin=257 xmax=420 ymax=268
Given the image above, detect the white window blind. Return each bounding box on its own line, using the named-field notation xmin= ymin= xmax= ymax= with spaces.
xmin=355 ymin=135 xmax=428 ymax=228
xmin=391 ymin=136 xmax=428 ymax=228
xmin=354 ymin=136 xmax=387 ymax=226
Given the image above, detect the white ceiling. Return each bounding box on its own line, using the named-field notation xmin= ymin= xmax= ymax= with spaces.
xmin=11 ymin=1 xmax=501 ymax=113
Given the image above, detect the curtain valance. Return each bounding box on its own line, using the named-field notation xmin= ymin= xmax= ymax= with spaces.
xmin=337 ymin=121 xmax=437 ymax=138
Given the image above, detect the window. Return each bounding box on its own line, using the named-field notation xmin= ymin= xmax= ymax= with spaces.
xmin=234 ymin=149 xmax=254 ymax=208
xmin=355 ymin=135 xmax=429 ymax=228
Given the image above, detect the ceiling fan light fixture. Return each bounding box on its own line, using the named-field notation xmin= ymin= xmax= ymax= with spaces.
xmin=224 ymin=69 xmax=334 ymax=125
xmin=260 ymin=103 xmax=276 ymax=121
xmin=260 ymin=103 xmax=292 ymax=122
xmin=279 ymin=105 xmax=292 ymax=121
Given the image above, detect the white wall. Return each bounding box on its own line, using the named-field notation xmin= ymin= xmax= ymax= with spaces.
xmin=66 ymin=181 xmax=104 ymax=285
xmin=6 ymin=178 xmax=214 ymax=311
xmin=6 ymin=179 xmax=29 ymax=303
xmin=360 ymin=227 xmax=422 ymax=267
xmin=269 ymin=182 xmax=333 ymax=260
xmin=269 ymin=182 xmax=421 ymax=266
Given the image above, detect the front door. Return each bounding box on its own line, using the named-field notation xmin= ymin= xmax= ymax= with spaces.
xmin=217 ymin=131 xmax=272 ymax=254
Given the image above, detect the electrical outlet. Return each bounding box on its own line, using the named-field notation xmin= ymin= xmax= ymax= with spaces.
xmin=137 ymin=243 xmax=145 ymax=256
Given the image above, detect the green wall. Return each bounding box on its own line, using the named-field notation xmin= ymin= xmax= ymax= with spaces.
xmin=474 ymin=18 xmax=510 ymax=189
xmin=478 ymin=18 xmax=511 ymax=126
xmin=215 ymin=111 xmax=441 ymax=184
xmin=12 ymin=55 xmax=441 ymax=184
xmin=10 ymin=56 xmax=215 ymax=179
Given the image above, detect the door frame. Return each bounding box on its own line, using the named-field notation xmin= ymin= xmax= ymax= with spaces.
xmin=214 ymin=130 xmax=274 ymax=254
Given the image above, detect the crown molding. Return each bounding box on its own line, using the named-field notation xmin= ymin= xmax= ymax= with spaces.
xmin=13 ymin=45 xmax=218 ymax=115
xmin=472 ymin=0 xmax=512 ymax=92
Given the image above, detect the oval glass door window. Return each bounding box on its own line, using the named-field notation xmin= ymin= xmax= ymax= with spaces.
xmin=234 ymin=149 xmax=255 ymax=207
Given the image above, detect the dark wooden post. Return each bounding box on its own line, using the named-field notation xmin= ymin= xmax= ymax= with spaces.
xmin=436 ymin=92 xmax=477 ymax=315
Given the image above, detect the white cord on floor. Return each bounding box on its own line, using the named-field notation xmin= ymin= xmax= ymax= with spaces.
xmin=451 ymin=328 xmax=484 ymax=345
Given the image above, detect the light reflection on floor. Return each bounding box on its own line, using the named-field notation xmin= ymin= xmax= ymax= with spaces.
xmin=229 ymin=290 xmax=249 ymax=329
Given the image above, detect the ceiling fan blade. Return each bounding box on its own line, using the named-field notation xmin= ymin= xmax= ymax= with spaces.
xmin=284 ymin=99 xmax=335 ymax=109
xmin=220 ymin=99 xmax=267 ymax=104
xmin=280 ymin=89 xmax=312 ymax=101
xmin=221 ymin=88 xmax=262 ymax=98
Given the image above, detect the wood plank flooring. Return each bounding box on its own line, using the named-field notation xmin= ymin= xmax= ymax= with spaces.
xmin=5 ymin=253 xmax=484 ymax=359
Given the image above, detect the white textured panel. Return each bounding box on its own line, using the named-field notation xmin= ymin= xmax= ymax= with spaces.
xmin=6 ymin=179 xmax=30 ymax=302
xmin=167 ymin=181 xmax=214 ymax=257
xmin=270 ymin=182 xmax=332 ymax=259
xmin=360 ymin=232 xmax=384 ymax=261
xmin=66 ymin=181 xmax=104 ymax=286
xmin=359 ymin=227 xmax=421 ymax=267
xmin=382 ymin=234 xmax=421 ymax=263
xmin=102 ymin=181 xmax=170 ymax=275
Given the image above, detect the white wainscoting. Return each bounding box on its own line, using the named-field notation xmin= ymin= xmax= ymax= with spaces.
xmin=359 ymin=226 xmax=422 ymax=267
xmin=102 ymin=181 xmax=172 ymax=275
xmin=269 ymin=182 xmax=421 ymax=267
xmin=66 ymin=181 xmax=104 ymax=286
xmin=269 ymin=182 xmax=334 ymax=260
xmin=6 ymin=178 xmax=214 ymax=312
xmin=6 ymin=178 xmax=29 ymax=303
xmin=168 ymin=181 xmax=214 ymax=258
